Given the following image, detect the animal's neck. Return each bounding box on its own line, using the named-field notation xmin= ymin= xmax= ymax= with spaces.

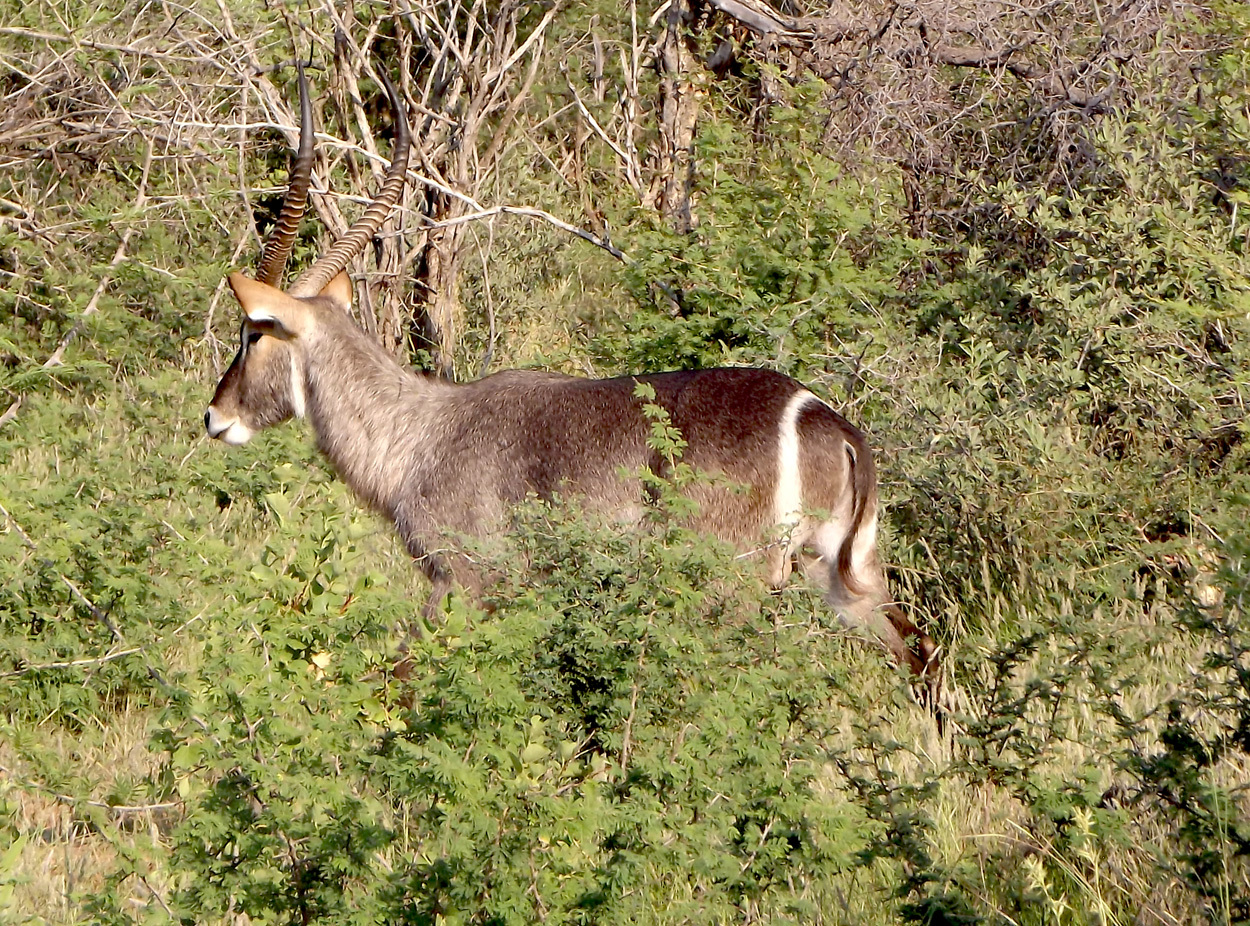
xmin=302 ymin=323 xmax=451 ymax=512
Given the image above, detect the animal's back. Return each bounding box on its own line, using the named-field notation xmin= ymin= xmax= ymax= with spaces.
xmin=429 ymin=367 xmax=861 ymax=543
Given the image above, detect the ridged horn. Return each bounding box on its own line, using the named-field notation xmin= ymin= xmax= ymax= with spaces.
xmin=254 ymin=61 xmax=315 ymax=287
xmin=288 ymin=69 xmax=411 ymax=298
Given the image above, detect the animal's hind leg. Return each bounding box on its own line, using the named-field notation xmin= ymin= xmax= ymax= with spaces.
xmin=766 ymin=537 xmax=797 ymax=590
xmin=416 ymin=549 xmax=488 ymax=625
xmin=797 ymin=547 xmax=887 ymax=634
xmin=880 ymin=603 xmax=942 ymax=710
xmin=798 ymin=539 xmax=940 ymax=694
xmin=392 ymin=499 xmax=486 ymax=623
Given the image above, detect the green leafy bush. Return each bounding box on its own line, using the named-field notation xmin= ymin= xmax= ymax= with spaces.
xmin=146 ymin=404 xmax=932 ymax=924
xmin=609 ymin=82 xmax=921 ymax=379
xmin=3 ymin=3 xmax=1250 ymax=924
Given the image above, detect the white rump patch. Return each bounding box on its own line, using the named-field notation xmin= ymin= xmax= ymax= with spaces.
xmin=773 ymin=390 xmax=817 ymax=541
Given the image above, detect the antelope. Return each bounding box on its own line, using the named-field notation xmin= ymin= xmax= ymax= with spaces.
xmin=204 ymin=64 xmax=940 ymax=699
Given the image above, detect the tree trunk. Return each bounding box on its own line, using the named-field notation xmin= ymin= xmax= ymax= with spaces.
xmin=651 ymin=0 xmax=701 ymax=234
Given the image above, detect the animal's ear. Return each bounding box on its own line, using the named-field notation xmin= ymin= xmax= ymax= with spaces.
xmin=319 ymin=271 xmax=353 ymax=311
xmin=228 ymin=273 xmax=311 ymax=338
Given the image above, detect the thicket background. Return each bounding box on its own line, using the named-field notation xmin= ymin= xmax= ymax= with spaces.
xmin=2 ymin=0 xmax=1248 ymax=923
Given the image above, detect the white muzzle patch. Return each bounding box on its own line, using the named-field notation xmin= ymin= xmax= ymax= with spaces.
xmin=205 ymin=406 xmax=254 ymax=446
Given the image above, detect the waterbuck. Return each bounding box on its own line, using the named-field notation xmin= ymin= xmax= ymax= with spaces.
xmin=204 ymin=64 xmax=940 ymax=697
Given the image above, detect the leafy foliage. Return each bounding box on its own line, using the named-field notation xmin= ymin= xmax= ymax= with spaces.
xmin=2 ymin=1 xmax=1250 ymax=924
xmin=610 ymin=83 xmax=920 ymax=377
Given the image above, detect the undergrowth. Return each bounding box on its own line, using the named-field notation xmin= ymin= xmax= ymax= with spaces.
xmin=3 ymin=0 xmax=1250 ymax=923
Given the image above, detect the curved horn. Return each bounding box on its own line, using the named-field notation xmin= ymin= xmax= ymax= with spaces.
xmin=255 ymin=61 xmax=315 ymax=287
xmin=288 ymin=69 xmax=411 ymax=298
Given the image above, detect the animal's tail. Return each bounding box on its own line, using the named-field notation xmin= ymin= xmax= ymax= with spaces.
xmin=835 ymin=432 xmax=877 ymax=599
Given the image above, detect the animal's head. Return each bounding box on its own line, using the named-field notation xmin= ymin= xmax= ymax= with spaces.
xmin=204 ymin=61 xmax=409 ymax=445
xmin=204 ymin=273 xmax=353 ymax=444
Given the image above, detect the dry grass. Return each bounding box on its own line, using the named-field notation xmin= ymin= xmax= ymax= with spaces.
xmin=3 ymin=711 xmax=171 ymax=923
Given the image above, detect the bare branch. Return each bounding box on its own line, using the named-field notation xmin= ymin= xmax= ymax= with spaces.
xmin=0 ymin=25 xmax=229 ymax=70
xmin=705 ymin=0 xmax=795 ymax=37
xmin=563 ymin=67 xmax=643 ymax=196
xmin=486 ymin=2 xmax=562 ymax=83
xmin=44 ymin=140 xmax=155 ymax=368
xmin=0 ymin=647 xmax=144 ymax=679
xmin=0 ymin=399 xmax=20 ymax=429
xmin=419 ymin=203 xmax=628 ymax=263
